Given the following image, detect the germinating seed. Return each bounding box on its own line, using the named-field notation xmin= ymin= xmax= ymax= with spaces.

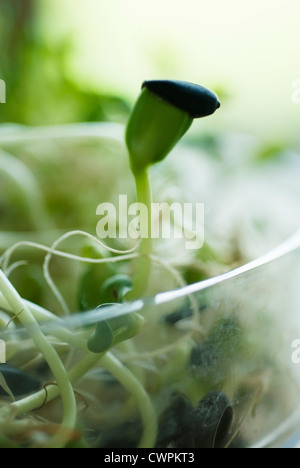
xmin=193 ymin=391 xmax=233 ymax=448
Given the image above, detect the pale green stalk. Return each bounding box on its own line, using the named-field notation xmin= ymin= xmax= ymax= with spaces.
xmin=127 ymin=168 xmax=153 ymax=300
xmin=101 ymin=353 xmax=157 ymax=448
xmin=0 ymin=269 xmax=77 ymax=445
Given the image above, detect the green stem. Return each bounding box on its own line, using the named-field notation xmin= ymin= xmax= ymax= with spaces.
xmin=0 ymin=269 xmax=77 ymax=443
xmin=10 ymin=352 xmax=102 ymax=417
xmin=127 ymin=168 xmax=153 ymax=300
xmin=101 ymin=353 xmax=157 ymax=448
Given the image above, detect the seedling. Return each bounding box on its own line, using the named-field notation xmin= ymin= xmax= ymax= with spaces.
xmin=0 ymin=80 xmax=223 ymax=448
xmin=89 ymin=81 xmax=220 ymax=353
xmin=1 ymin=81 xmax=282 ymax=450
xmin=126 ymin=80 xmax=220 ymax=298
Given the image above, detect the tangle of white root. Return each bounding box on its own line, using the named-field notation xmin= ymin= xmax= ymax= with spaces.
xmin=0 ymin=230 xmax=200 ymax=360
xmin=42 ymin=230 xmax=140 ymax=315
xmin=0 ymin=230 xmax=140 ymax=315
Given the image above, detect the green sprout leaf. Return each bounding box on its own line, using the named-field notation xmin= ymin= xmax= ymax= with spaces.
xmin=87 ymin=304 xmax=144 ymax=354
xmin=100 ymin=274 xmax=132 ymax=303
xmin=126 ymin=86 xmax=193 ymax=173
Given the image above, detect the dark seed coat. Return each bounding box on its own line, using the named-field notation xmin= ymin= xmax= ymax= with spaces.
xmin=142 ymin=80 xmax=221 ymax=118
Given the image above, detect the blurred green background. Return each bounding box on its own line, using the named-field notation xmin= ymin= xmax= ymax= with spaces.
xmin=0 ymin=0 xmax=299 ymax=148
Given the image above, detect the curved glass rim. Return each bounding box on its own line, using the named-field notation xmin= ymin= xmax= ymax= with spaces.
xmin=13 ymin=225 xmax=297 ymax=338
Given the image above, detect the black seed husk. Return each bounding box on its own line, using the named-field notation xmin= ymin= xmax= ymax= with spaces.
xmin=193 ymin=391 xmax=233 ymax=448
xmin=142 ymin=80 xmax=221 ymax=118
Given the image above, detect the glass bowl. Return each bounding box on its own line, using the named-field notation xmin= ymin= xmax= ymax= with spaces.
xmin=0 ymin=124 xmax=300 ymax=448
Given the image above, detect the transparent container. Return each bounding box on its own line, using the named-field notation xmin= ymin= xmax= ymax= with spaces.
xmin=1 ymin=124 xmax=300 ymax=448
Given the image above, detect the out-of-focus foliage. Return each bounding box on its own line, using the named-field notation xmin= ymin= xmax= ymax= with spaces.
xmin=0 ymin=0 xmax=130 ymax=126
